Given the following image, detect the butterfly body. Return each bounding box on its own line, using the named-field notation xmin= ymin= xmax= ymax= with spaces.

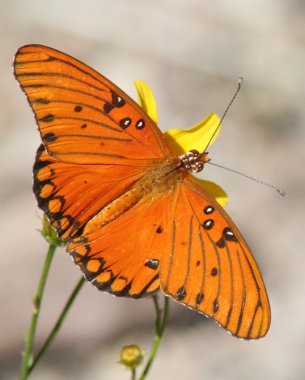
xmin=83 ymin=158 xmax=182 ymax=234
xmin=14 ymin=45 xmax=271 ymax=339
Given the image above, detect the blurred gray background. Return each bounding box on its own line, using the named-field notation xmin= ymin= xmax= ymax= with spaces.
xmin=1 ymin=0 xmax=304 ymax=379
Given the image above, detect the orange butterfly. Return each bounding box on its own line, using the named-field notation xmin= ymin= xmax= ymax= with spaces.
xmin=14 ymin=45 xmax=270 ymax=339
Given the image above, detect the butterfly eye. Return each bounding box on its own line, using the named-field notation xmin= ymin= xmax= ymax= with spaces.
xmin=186 ymin=150 xmax=197 ymax=159
xmin=189 ymin=149 xmax=199 ymax=157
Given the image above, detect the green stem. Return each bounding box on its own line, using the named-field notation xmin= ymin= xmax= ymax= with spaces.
xmin=19 ymin=243 xmax=56 ymax=380
xmin=131 ymin=367 xmax=136 ymax=380
xmin=28 ymin=276 xmax=86 ymax=374
xmin=139 ymin=295 xmax=170 ymax=380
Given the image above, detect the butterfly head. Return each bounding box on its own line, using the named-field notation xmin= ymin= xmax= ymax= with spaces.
xmin=179 ymin=150 xmax=210 ymax=173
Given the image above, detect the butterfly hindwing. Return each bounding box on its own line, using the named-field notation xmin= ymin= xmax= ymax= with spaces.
xmin=160 ymin=177 xmax=271 ymax=339
xmin=34 ymin=144 xmax=151 ymax=239
xmin=67 ymin=192 xmax=172 ymax=298
xmin=14 ymin=45 xmax=173 ymax=165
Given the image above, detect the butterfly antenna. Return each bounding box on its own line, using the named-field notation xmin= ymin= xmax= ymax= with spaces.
xmin=202 ymin=77 xmax=244 ymax=155
xmin=206 ymin=161 xmax=286 ymax=196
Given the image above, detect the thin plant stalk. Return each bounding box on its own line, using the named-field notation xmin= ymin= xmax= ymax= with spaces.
xmin=139 ymin=294 xmax=170 ymax=380
xmin=27 ymin=276 xmax=86 ymax=374
xmin=19 ymin=243 xmax=57 ymax=380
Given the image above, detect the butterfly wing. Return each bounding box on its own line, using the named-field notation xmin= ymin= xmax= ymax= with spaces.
xmin=14 ymin=45 xmax=176 ymax=239
xmin=14 ymin=44 xmax=173 ymax=165
xmin=33 ymin=144 xmax=154 ymax=239
xmin=160 ymin=176 xmax=271 ymax=339
xmin=67 ymin=192 xmax=172 ymax=298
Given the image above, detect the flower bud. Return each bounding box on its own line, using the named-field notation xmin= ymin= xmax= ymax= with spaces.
xmin=119 ymin=344 xmax=144 ymax=369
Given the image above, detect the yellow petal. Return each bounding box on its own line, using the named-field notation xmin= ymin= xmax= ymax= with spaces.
xmin=134 ymin=80 xmax=158 ymax=123
xmin=191 ymin=177 xmax=228 ymax=207
xmin=164 ymin=113 xmax=220 ymax=155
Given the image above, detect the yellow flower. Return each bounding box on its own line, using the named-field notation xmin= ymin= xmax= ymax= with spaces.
xmin=134 ymin=80 xmax=228 ymax=207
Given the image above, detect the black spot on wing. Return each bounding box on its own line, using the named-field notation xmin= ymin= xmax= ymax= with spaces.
xmin=43 ymin=132 xmax=57 ymax=143
xmin=120 ymin=117 xmax=132 ymax=129
xmin=103 ymin=102 xmax=114 ymax=113
xmin=145 ymin=259 xmax=160 ymax=270
xmin=216 ymin=227 xmax=238 ymax=248
xmin=136 ymin=119 xmax=145 ymax=130
xmin=111 ymin=91 xmax=125 ymax=108
xmin=74 ymin=105 xmax=83 ymax=112
xmin=203 ymin=206 xmax=215 ymax=214
xmin=196 ymin=292 xmax=204 ymax=305
xmin=213 ymin=298 xmax=219 ymax=314
xmin=223 ymin=227 xmax=238 ymax=242
xmin=156 ymin=225 xmax=163 ymax=234
xmin=176 ymin=286 xmax=187 ymax=301
xmin=202 ymin=219 xmax=214 ymax=230
xmin=103 ymin=91 xmax=126 ymax=113
xmin=35 ymin=98 xmax=49 ymax=104
xmin=40 ymin=114 xmax=55 ymax=123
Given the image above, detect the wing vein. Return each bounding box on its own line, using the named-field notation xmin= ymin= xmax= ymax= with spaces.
xmin=35 ymin=99 xmax=117 ymax=122
xmin=182 ymin=215 xmax=193 ymax=291
xmin=18 ymin=72 xmax=107 ymax=93
xmin=235 ymin=249 xmax=246 ymax=336
xmin=224 ymin=241 xmax=234 ymax=327
xmin=164 ymin=219 xmax=176 ymax=292
xmin=241 ymin=249 xmax=264 ymax=338
xmin=53 ymin=151 xmax=126 ymax=158
xmin=27 ymin=84 xmax=109 ymax=103
xmin=37 ymin=116 xmax=122 ymax=133
xmin=48 ymin=133 xmax=132 ymax=142
xmin=198 ymin=226 xmax=206 ymax=306
xmin=206 ymin=233 xmax=222 ymax=313
xmin=16 ymin=54 xmax=111 ymax=90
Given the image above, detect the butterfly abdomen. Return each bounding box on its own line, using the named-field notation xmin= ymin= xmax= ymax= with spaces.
xmin=83 ymin=188 xmax=142 ymax=234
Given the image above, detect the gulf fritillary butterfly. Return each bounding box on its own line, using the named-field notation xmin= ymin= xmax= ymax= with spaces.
xmin=14 ymin=45 xmax=270 ymax=339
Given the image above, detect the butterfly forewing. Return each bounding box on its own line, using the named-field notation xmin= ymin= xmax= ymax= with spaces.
xmin=160 ymin=177 xmax=270 ymax=339
xmin=14 ymin=45 xmax=173 ymax=165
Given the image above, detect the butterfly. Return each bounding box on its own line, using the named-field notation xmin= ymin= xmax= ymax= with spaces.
xmin=14 ymin=45 xmax=270 ymax=339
